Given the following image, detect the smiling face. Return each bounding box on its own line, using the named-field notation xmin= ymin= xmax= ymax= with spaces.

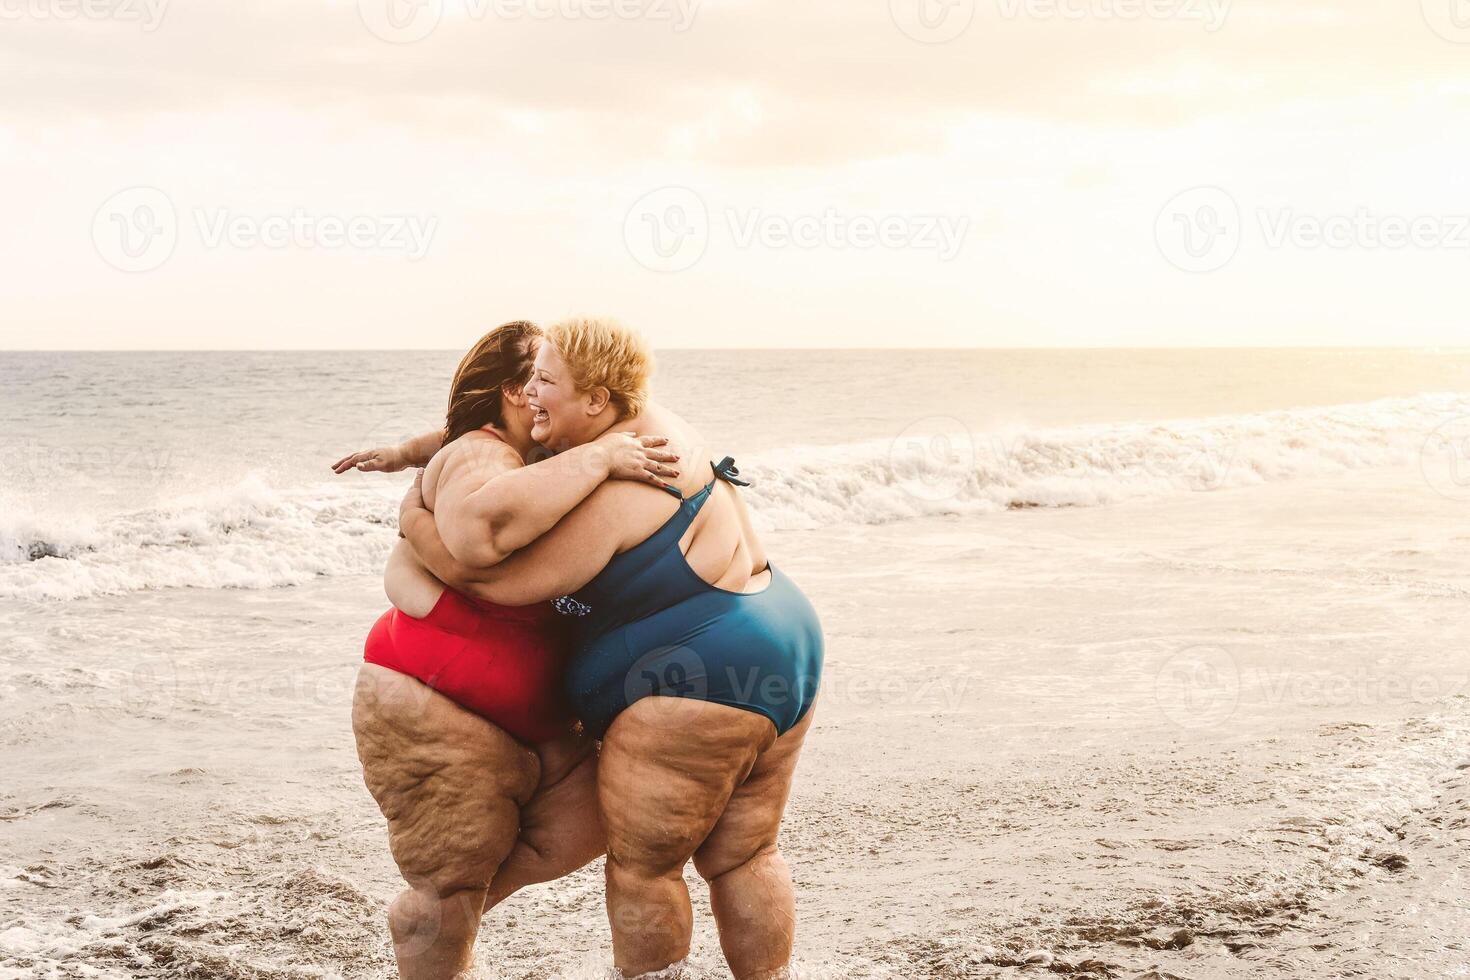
xmin=524 ymin=343 xmax=609 ymax=450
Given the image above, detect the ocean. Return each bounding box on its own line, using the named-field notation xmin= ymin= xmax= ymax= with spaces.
xmin=2 ymin=348 xmax=1468 ymax=978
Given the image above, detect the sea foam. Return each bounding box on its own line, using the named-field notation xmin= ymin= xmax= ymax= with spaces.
xmin=3 ymin=393 xmax=1466 ymax=601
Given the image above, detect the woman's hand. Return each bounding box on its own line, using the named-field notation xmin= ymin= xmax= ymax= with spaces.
xmin=398 ymin=468 xmax=426 ymax=537
xmin=596 ymin=431 xmax=681 ymax=490
xmin=332 ymin=445 xmax=407 ymax=475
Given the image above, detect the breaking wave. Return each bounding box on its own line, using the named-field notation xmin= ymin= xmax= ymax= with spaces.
xmin=3 ymin=393 xmax=1466 ymax=601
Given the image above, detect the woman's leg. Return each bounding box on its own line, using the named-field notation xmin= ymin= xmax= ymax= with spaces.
xmin=352 ymin=665 xmax=540 ymax=980
xmin=483 ymin=729 xmax=606 ymax=908
xmin=597 ymin=697 xmax=777 ymax=978
xmin=692 ymin=708 xmax=814 ymax=980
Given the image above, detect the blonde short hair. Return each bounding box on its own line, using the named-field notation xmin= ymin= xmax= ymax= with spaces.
xmin=544 ymin=316 xmax=654 ymax=419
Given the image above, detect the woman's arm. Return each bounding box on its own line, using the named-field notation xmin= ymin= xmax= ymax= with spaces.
xmin=431 ymin=431 xmax=678 ymax=569
xmin=381 ymin=537 xmax=442 ymax=618
xmin=401 ymin=476 xmax=639 ymax=606
xmin=332 ymin=427 xmax=445 ymax=474
xmin=398 ymin=475 xmax=495 ymax=592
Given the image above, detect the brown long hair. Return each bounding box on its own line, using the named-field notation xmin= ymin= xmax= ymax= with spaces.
xmin=444 ymin=321 xmax=542 ymax=444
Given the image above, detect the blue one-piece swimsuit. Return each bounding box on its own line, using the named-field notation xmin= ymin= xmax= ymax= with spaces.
xmin=555 ymin=457 xmax=824 ymax=739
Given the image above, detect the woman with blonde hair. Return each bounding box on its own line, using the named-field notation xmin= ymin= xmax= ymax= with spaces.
xmin=400 ymin=316 xmax=824 ymax=980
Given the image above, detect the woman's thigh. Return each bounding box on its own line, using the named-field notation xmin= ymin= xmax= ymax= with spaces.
xmin=597 ymin=697 xmax=778 ymax=874
xmin=352 ymin=664 xmax=541 ymax=894
xmin=487 ymin=730 xmax=605 ymax=900
xmin=692 ymin=707 xmax=814 ymax=878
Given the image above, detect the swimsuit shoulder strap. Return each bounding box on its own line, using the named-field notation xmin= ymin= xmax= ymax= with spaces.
xmin=579 ymin=455 xmax=751 ymax=600
xmin=656 ymin=457 xmax=751 ymax=503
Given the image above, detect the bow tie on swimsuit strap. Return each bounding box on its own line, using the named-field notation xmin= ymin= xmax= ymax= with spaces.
xmin=713 ymin=456 xmax=751 ymax=487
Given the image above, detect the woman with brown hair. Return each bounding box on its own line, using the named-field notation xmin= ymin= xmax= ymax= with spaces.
xmin=336 ymin=320 xmax=682 ymax=980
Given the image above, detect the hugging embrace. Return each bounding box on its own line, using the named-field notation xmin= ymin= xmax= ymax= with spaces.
xmin=333 ymin=317 xmax=824 ymax=980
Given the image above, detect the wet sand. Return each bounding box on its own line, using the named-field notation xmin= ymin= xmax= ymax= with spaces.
xmin=3 ymin=464 xmax=1467 ymax=978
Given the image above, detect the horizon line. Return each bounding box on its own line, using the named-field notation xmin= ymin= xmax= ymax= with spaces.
xmin=4 ymin=344 xmax=1469 ymax=354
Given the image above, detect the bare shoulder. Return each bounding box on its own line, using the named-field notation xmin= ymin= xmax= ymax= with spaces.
xmin=580 ymin=476 xmax=681 ymax=553
xmin=424 ymin=431 xmax=521 ymax=509
xmin=638 ymin=404 xmax=713 ymax=483
xmin=441 ymin=430 xmax=521 ymax=466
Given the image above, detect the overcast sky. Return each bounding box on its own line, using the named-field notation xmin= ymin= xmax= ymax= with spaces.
xmin=3 ymin=0 xmax=1469 ymax=349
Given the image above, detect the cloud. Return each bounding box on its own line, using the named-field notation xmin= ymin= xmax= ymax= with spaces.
xmin=2 ymin=0 xmax=1463 ymax=168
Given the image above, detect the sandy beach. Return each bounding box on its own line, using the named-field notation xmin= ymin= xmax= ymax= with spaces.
xmin=5 ymin=456 xmax=1466 ymax=979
